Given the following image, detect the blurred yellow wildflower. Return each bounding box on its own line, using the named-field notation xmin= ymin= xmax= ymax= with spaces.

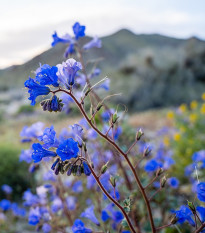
xmin=189 ymin=113 xmax=197 ymax=123
xmin=179 ymin=104 xmax=187 ymax=113
xmin=202 ymin=93 xmax=205 ymax=101
xmin=163 ymin=136 xmax=170 ymax=147
xmin=174 ymin=133 xmax=181 ymax=141
xmin=179 ymin=126 xmax=186 ymax=133
xmin=190 ymin=100 xmax=198 ymax=110
xmin=167 ymin=111 xmax=174 ymax=119
xmin=200 ymin=103 xmax=205 ymax=114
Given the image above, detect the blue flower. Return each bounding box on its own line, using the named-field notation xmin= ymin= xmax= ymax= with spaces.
xmin=0 ymin=199 xmax=11 ymax=211
xmin=19 ymin=149 xmax=33 ymax=163
xmin=24 ymin=78 xmax=50 ymax=105
xmin=11 ymin=203 xmax=26 ymax=217
xmin=89 ymin=68 xmax=101 ymax=79
xmin=28 ymin=207 xmax=41 ymax=225
xmin=97 ymin=79 xmax=110 ymax=91
xmin=57 ymin=58 xmax=82 ymax=87
xmin=81 ymin=205 xmax=100 ymax=225
xmin=51 ymin=197 xmax=63 ymax=213
xmin=51 ymin=31 xmax=72 ymax=47
xmin=196 ymin=206 xmax=205 ymax=222
xmin=101 ymin=210 xmax=110 ymax=222
xmin=38 ymin=125 xmax=59 ymax=149
xmin=83 ymin=36 xmax=102 ymax=50
xmin=70 ymin=124 xmax=83 ymax=146
xmin=23 ymin=190 xmax=39 ymax=206
xmin=66 ymin=196 xmax=76 ymax=210
xmin=197 ymin=182 xmax=205 ymax=202
xmin=35 ymin=64 xmax=59 ymax=87
xmin=172 ymin=205 xmax=195 ymax=226
xmin=56 ymin=138 xmax=79 ymax=161
xmin=32 ymin=143 xmax=57 ymax=163
xmin=72 ymin=180 xmax=83 ymax=193
xmin=72 ymin=22 xmax=86 ymax=40
xmin=72 ymin=219 xmax=92 ymax=233
xmin=42 ymin=223 xmax=52 ymax=233
xmin=64 ymin=43 xmax=75 ymax=58
xmin=20 ymin=122 xmax=44 ymax=139
xmin=192 ymin=150 xmax=205 ymax=162
xmin=112 ymin=210 xmax=124 ymax=223
xmin=168 ymin=177 xmax=179 ymax=189
xmin=144 ymin=159 xmax=161 ymax=172
xmin=83 ymin=162 xmax=91 ymax=176
xmin=1 ymin=184 xmax=12 ymax=194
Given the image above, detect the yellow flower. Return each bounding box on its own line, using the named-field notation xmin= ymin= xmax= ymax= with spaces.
xmin=179 ymin=104 xmax=187 ymax=113
xmin=189 ymin=113 xmax=197 ymax=123
xmin=167 ymin=111 xmax=174 ymax=119
xmin=190 ymin=101 xmax=198 ymax=110
xmin=202 ymin=93 xmax=205 ymax=101
xmin=200 ymin=104 xmax=205 ymax=114
xmin=180 ymin=126 xmax=186 ymax=133
xmin=163 ymin=136 xmax=170 ymax=147
xmin=174 ymin=133 xmax=181 ymax=141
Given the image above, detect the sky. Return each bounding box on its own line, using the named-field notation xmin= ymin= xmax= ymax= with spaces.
xmin=0 ymin=0 xmax=205 ymax=69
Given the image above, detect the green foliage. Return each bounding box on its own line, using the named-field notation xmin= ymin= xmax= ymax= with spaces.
xmin=17 ymin=104 xmax=34 ymax=114
xmin=0 ymin=143 xmax=35 ymax=200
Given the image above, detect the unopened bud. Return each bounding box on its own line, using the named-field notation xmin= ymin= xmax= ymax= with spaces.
xmin=110 ymin=176 xmax=116 ymax=187
xmin=170 ymin=215 xmax=178 ymax=224
xmin=160 ymin=176 xmax=167 ymax=188
xmin=144 ymin=147 xmax=151 ymax=157
xmin=85 ymin=88 xmax=91 ymax=96
xmin=136 ymin=128 xmax=144 ymax=140
xmin=101 ymin=161 xmax=109 ymax=174
xmin=112 ymin=112 xmax=119 ymax=124
xmin=97 ymin=104 xmax=103 ymax=111
xmin=187 ymin=201 xmax=196 ymax=212
xmin=156 ymin=168 xmax=164 ymax=176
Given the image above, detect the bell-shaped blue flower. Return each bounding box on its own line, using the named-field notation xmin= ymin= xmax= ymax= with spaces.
xmin=83 ymin=36 xmax=102 ymax=50
xmin=51 ymin=32 xmax=72 ymax=47
xmin=172 ymin=205 xmax=195 ymax=227
xmin=168 ymin=177 xmax=179 ymax=189
xmin=56 ymin=138 xmax=79 ymax=161
xmin=101 ymin=210 xmax=110 ymax=222
xmin=72 ymin=219 xmax=92 ymax=233
xmin=57 ymin=58 xmax=82 ymax=87
xmin=144 ymin=159 xmax=162 ymax=172
xmin=197 ymin=182 xmax=205 ymax=202
xmin=72 ymin=22 xmax=86 ymax=40
xmin=0 ymin=199 xmax=11 ymax=211
xmin=38 ymin=125 xmax=59 ymax=149
xmin=81 ymin=205 xmax=100 ymax=225
xmin=32 ymin=143 xmax=57 ymax=163
xmin=35 ymin=64 xmax=59 ymax=87
xmin=196 ymin=206 xmax=205 ymax=222
xmin=28 ymin=207 xmax=41 ymax=225
xmin=24 ymin=78 xmax=50 ymax=105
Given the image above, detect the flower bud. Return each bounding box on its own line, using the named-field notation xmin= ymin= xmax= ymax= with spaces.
xmin=101 ymin=161 xmax=109 ymax=174
xmin=51 ymin=158 xmax=60 ymax=170
xmin=187 ymin=201 xmax=196 ymax=212
xmin=97 ymin=104 xmax=103 ymax=111
xmin=156 ymin=168 xmax=164 ymax=176
xmin=136 ymin=128 xmax=144 ymax=141
xmin=72 ymin=165 xmax=78 ymax=176
xmin=76 ymin=165 xmax=82 ymax=176
xmin=170 ymin=215 xmax=178 ymax=224
xmin=112 ymin=112 xmax=119 ymax=124
xmin=54 ymin=162 xmax=61 ymax=175
xmin=67 ymin=164 xmax=73 ymax=176
xmin=109 ymin=176 xmax=116 ymax=187
xmin=143 ymin=147 xmax=151 ymax=157
xmin=160 ymin=176 xmax=167 ymax=188
xmin=64 ymin=162 xmax=72 ymax=172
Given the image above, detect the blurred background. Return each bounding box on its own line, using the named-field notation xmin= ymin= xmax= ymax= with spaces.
xmin=0 ymin=0 xmax=205 ymax=231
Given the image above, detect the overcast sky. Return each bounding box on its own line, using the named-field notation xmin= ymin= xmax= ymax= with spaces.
xmin=0 ymin=0 xmax=205 ymax=68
